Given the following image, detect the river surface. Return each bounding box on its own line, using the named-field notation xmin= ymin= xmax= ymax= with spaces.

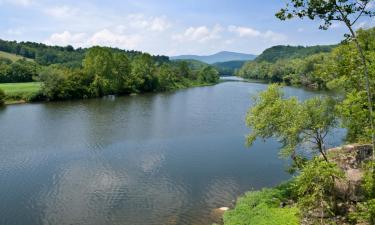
xmin=0 ymin=78 xmax=344 ymax=225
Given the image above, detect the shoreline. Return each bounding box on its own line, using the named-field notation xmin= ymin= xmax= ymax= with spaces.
xmin=3 ymin=81 xmax=220 ymax=106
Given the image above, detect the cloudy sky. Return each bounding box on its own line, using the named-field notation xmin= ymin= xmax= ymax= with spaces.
xmin=0 ymin=0 xmax=373 ymax=56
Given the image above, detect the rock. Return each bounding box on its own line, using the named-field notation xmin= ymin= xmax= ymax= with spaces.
xmin=330 ymin=144 xmax=372 ymax=202
xmin=219 ymin=207 xmax=229 ymax=211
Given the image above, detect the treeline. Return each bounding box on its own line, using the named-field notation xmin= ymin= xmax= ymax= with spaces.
xmin=0 ymin=58 xmax=39 ymax=83
xmin=213 ymin=60 xmax=246 ymax=76
xmin=38 ymin=47 xmax=219 ymax=101
xmin=0 ymin=39 xmax=220 ymax=104
xmin=0 ymin=39 xmax=169 ymax=67
xmin=237 ymin=45 xmax=336 ymax=89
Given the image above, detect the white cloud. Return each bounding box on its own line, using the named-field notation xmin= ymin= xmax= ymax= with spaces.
xmin=126 ymin=14 xmax=171 ymax=32
xmin=228 ymin=25 xmax=287 ymax=42
xmin=262 ymin=30 xmax=287 ymax=42
xmin=172 ymin=25 xmax=223 ymax=43
xmin=45 ymin=31 xmax=87 ymax=46
xmin=149 ymin=16 xmax=171 ymax=32
xmin=228 ymin=25 xmax=261 ymax=37
xmin=88 ymin=29 xmax=141 ymax=49
xmin=45 ymin=30 xmax=142 ymax=49
xmin=43 ymin=5 xmax=79 ymax=19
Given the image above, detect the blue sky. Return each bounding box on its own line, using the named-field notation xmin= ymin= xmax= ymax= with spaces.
xmin=0 ymin=0 xmax=373 ymax=56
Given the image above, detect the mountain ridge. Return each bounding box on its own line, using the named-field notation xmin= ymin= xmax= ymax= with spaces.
xmin=171 ymin=51 xmax=256 ymax=64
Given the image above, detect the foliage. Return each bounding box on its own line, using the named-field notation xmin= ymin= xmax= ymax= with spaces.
xmin=0 ymin=39 xmax=169 ymax=67
xmin=237 ymin=50 xmax=331 ymax=88
xmin=294 ymin=157 xmax=344 ymax=222
xmin=223 ymin=185 xmax=300 ymax=225
xmin=213 ymin=60 xmax=247 ymax=76
xmin=319 ymin=28 xmax=375 ymax=143
xmin=0 ymin=88 xmax=4 ymax=105
xmin=246 ymin=84 xmax=337 ymax=165
xmin=276 ymin=0 xmax=374 ymax=30
xmin=197 ymin=66 xmax=220 ymax=83
xmin=349 ymin=161 xmax=375 ymax=224
xmin=277 ymin=0 xmax=375 ymax=170
xmin=0 ymin=50 xmax=34 ymax=62
xmin=255 ymin=45 xmax=335 ymax=63
xmin=40 ymin=66 xmax=91 ymax=100
xmin=0 ymin=59 xmax=39 ymax=83
xmin=34 ymin=46 xmax=220 ymax=102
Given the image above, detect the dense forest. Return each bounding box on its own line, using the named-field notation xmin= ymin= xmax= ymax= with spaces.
xmin=0 ymin=40 xmax=220 ymax=104
xmin=237 ymin=45 xmax=336 ymax=88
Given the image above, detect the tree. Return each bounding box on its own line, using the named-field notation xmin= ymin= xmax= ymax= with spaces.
xmin=0 ymin=88 xmax=5 ymax=105
xmin=83 ymin=47 xmax=115 ymax=96
xmin=157 ymin=64 xmax=177 ymax=91
xmin=177 ymin=61 xmax=191 ymax=78
xmin=197 ymin=66 xmax=220 ymax=83
xmin=295 ymin=157 xmax=344 ymax=224
xmin=246 ymin=84 xmax=337 ymax=167
xmin=112 ymin=53 xmax=131 ymax=93
xmin=276 ymin=0 xmax=375 ymax=165
xmin=129 ymin=54 xmax=156 ymax=92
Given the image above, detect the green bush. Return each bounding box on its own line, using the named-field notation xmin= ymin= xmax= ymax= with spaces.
xmin=223 ymin=186 xmax=299 ymax=225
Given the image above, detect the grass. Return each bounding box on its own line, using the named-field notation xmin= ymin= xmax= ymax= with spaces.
xmin=0 ymin=51 xmax=34 ymax=62
xmin=0 ymin=82 xmax=42 ymax=104
xmin=223 ymin=184 xmax=300 ymax=225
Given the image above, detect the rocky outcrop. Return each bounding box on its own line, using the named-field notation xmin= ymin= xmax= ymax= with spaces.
xmin=329 ymin=144 xmax=372 ymax=202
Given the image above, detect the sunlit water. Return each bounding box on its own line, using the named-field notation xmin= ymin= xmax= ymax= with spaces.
xmin=0 ymin=78 xmax=345 ymax=225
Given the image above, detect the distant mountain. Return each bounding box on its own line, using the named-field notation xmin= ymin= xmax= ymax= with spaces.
xmin=171 ymin=51 xmax=257 ymax=64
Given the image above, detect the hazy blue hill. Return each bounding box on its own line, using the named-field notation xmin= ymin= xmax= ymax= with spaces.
xmin=171 ymin=51 xmax=256 ymax=64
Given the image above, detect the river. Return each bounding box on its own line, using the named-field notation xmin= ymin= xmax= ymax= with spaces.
xmin=0 ymin=78 xmax=344 ymax=225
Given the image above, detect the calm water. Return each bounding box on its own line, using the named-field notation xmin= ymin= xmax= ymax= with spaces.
xmin=0 ymin=79 xmax=344 ymax=225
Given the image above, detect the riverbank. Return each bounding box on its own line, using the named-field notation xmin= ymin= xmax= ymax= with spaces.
xmin=1 ymin=79 xmax=219 ymax=105
xmin=220 ymin=144 xmax=373 ymax=225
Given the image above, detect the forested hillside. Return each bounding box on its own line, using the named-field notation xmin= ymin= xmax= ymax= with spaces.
xmin=237 ymin=44 xmax=338 ymax=89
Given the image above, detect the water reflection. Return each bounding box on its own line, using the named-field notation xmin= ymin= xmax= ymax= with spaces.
xmin=0 ymin=79 xmax=344 ymax=225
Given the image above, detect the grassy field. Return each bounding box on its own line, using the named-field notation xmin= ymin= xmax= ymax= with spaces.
xmin=0 ymin=51 xmax=34 ymax=62
xmin=0 ymin=82 xmax=42 ymax=95
xmin=0 ymin=82 xmax=42 ymax=104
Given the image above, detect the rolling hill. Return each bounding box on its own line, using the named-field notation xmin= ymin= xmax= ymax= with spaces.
xmin=171 ymin=51 xmax=256 ymax=64
xmin=0 ymin=51 xmax=33 ymax=62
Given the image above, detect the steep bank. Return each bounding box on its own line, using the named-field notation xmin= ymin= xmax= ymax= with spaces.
xmin=220 ymin=144 xmax=373 ymax=225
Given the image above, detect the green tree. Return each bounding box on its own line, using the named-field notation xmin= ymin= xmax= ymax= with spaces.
xmin=157 ymin=64 xmax=177 ymax=91
xmin=129 ymin=54 xmax=156 ymax=92
xmin=0 ymin=88 xmax=5 ymax=105
xmin=197 ymin=66 xmax=220 ymax=83
xmin=294 ymin=157 xmax=344 ymax=224
xmin=112 ymin=53 xmax=131 ymax=93
xmin=177 ymin=61 xmax=191 ymax=78
xmin=83 ymin=46 xmax=114 ymax=96
xmin=277 ymin=0 xmax=375 ymax=164
xmin=246 ymin=84 xmax=336 ymax=166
